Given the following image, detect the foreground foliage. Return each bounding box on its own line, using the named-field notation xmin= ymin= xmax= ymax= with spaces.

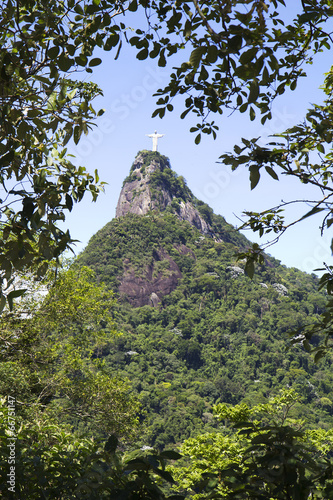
xmin=0 ymin=400 xmax=183 ymax=499
xmin=2 ymin=390 xmax=333 ymax=499
xmin=0 ymin=266 xmax=139 ymax=437
xmin=171 ymin=390 xmax=333 ymax=499
xmin=0 ymin=0 xmax=126 ymax=307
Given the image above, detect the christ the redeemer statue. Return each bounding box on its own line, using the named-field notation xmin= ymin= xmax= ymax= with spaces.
xmin=146 ymin=130 xmax=164 ymax=151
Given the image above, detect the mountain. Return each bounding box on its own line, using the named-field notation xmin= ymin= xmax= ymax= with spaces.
xmin=79 ymin=150 xmax=249 ymax=307
xmin=77 ymin=151 xmax=333 ymax=449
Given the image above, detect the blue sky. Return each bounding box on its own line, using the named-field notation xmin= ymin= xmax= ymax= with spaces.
xmin=61 ymin=8 xmax=333 ymax=276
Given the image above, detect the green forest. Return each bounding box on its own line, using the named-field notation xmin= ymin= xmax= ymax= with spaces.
xmin=3 ymin=0 xmax=333 ymax=498
xmin=3 ymin=151 xmax=333 ymax=498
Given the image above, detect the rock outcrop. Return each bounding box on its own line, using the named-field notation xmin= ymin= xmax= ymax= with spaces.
xmin=118 ymin=245 xmax=195 ymax=308
xmin=118 ymin=248 xmax=182 ymax=307
xmin=116 ymin=151 xmax=211 ymax=235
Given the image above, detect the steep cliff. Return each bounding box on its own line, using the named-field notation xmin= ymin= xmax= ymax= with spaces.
xmin=115 ymin=150 xmax=211 ymax=235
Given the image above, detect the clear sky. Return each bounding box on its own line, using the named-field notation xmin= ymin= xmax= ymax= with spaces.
xmin=61 ymin=7 xmax=333 ymax=277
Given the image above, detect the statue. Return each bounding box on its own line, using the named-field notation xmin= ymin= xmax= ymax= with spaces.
xmin=146 ymin=130 xmax=164 ymax=151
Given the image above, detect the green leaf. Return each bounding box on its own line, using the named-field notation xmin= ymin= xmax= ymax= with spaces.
xmin=160 ymin=450 xmax=182 ymax=460
xmin=239 ymin=47 xmax=258 ymax=65
xmin=300 ymin=206 xmax=324 ymax=221
xmin=0 ymin=150 xmax=15 ymax=166
xmin=180 ymin=108 xmax=192 ymax=119
xmin=151 ymin=109 xmax=160 ymax=118
xmin=17 ymin=120 xmax=30 ymax=139
xmin=290 ymin=79 xmax=297 ymax=90
xmin=265 ymin=166 xmax=279 ymax=180
xmin=298 ymin=11 xmax=320 ymax=23
xmin=245 ymin=260 xmax=255 ymax=279
xmin=37 ymin=261 xmax=49 ymax=278
xmin=76 ymin=54 xmax=88 ymax=67
xmin=206 ymin=45 xmax=218 ymax=63
xmin=114 ymin=40 xmax=122 ymax=60
xmin=73 ymin=126 xmax=82 ymax=145
xmin=317 ymin=143 xmax=325 ymax=154
xmin=65 ymin=194 xmax=73 ymax=211
xmin=154 ymin=468 xmax=175 ymax=483
xmin=268 ymin=54 xmax=279 ymax=71
xmin=249 ymin=165 xmax=260 ymax=190
xmin=229 ymin=35 xmax=243 ymax=52
xmin=128 ymin=0 xmax=137 ymax=11
xmin=248 ymin=80 xmax=259 ymax=103
xmin=47 ymin=91 xmax=57 ymax=110
xmin=0 ymin=295 xmax=6 ymax=313
xmin=125 ymin=458 xmax=147 ymax=470
xmin=189 ymin=47 xmax=205 ymax=68
xmin=47 ymin=46 xmax=60 ymax=59
xmin=195 ymin=133 xmax=201 ymax=144
xmin=67 ymin=88 xmax=77 ymax=100
xmin=7 ymin=288 xmax=27 ymax=299
xmin=104 ymin=33 xmax=119 ymax=51
xmin=158 ymin=51 xmax=166 ymax=67
xmin=89 ymin=57 xmax=102 ymax=67
xmin=58 ymin=54 xmax=73 ymax=72
xmin=199 ymin=65 xmax=209 ymax=81
xmin=314 ymin=350 xmax=325 ymax=364
xmin=27 ymin=109 xmax=42 ymax=118
xmin=7 ymin=289 xmax=27 ymax=311
xmin=137 ymin=48 xmax=149 ymax=60
xmin=74 ymin=3 xmax=84 ymax=14
xmin=262 ymin=65 xmax=269 ymax=84
xmin=34 ymin=75 xmax=51 ymax=85
xmin=105 ymin=434 xmax=118 ymax=454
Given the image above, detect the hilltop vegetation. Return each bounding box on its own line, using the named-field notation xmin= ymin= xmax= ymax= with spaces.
xmin=78 ymin=206 xmax=332 ymax=449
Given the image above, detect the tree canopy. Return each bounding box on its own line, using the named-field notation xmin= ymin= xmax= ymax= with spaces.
xmin=171 ymin=389 xmax=333 ymax=499
xmin=0 ymin=266 xmax=140 ymax=437
xmin=139 ymin=1 xmax=333 ymax=134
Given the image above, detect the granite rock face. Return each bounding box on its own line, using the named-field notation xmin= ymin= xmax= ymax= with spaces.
xmin=118 ymin=244 xmax=196 ymax=307
xmin=115 ymin=154 xmax=164 ymax=217
xmin=115 ymin=152 xmax=211 ymax=234
xmin=118 ymin=248 xmax=184 ymax=307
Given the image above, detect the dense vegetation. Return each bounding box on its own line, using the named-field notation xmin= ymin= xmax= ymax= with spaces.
xmin=2 ymin=155 xmax=333 ymax=497
xmin=3 ymin=1 xmax=333 ymax=496
xmin=78 ymin=162 xmax=333 ymax=450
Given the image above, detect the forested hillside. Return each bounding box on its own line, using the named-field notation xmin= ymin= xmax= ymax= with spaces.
xmin=77 ymin=151 xmax=333 ymax=449
xmin=2 ymin=152 xmax=333 ymax=498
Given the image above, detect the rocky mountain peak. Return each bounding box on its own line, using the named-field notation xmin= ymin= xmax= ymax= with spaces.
xmin=115 ymin=150 xmax=211 ymax=235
